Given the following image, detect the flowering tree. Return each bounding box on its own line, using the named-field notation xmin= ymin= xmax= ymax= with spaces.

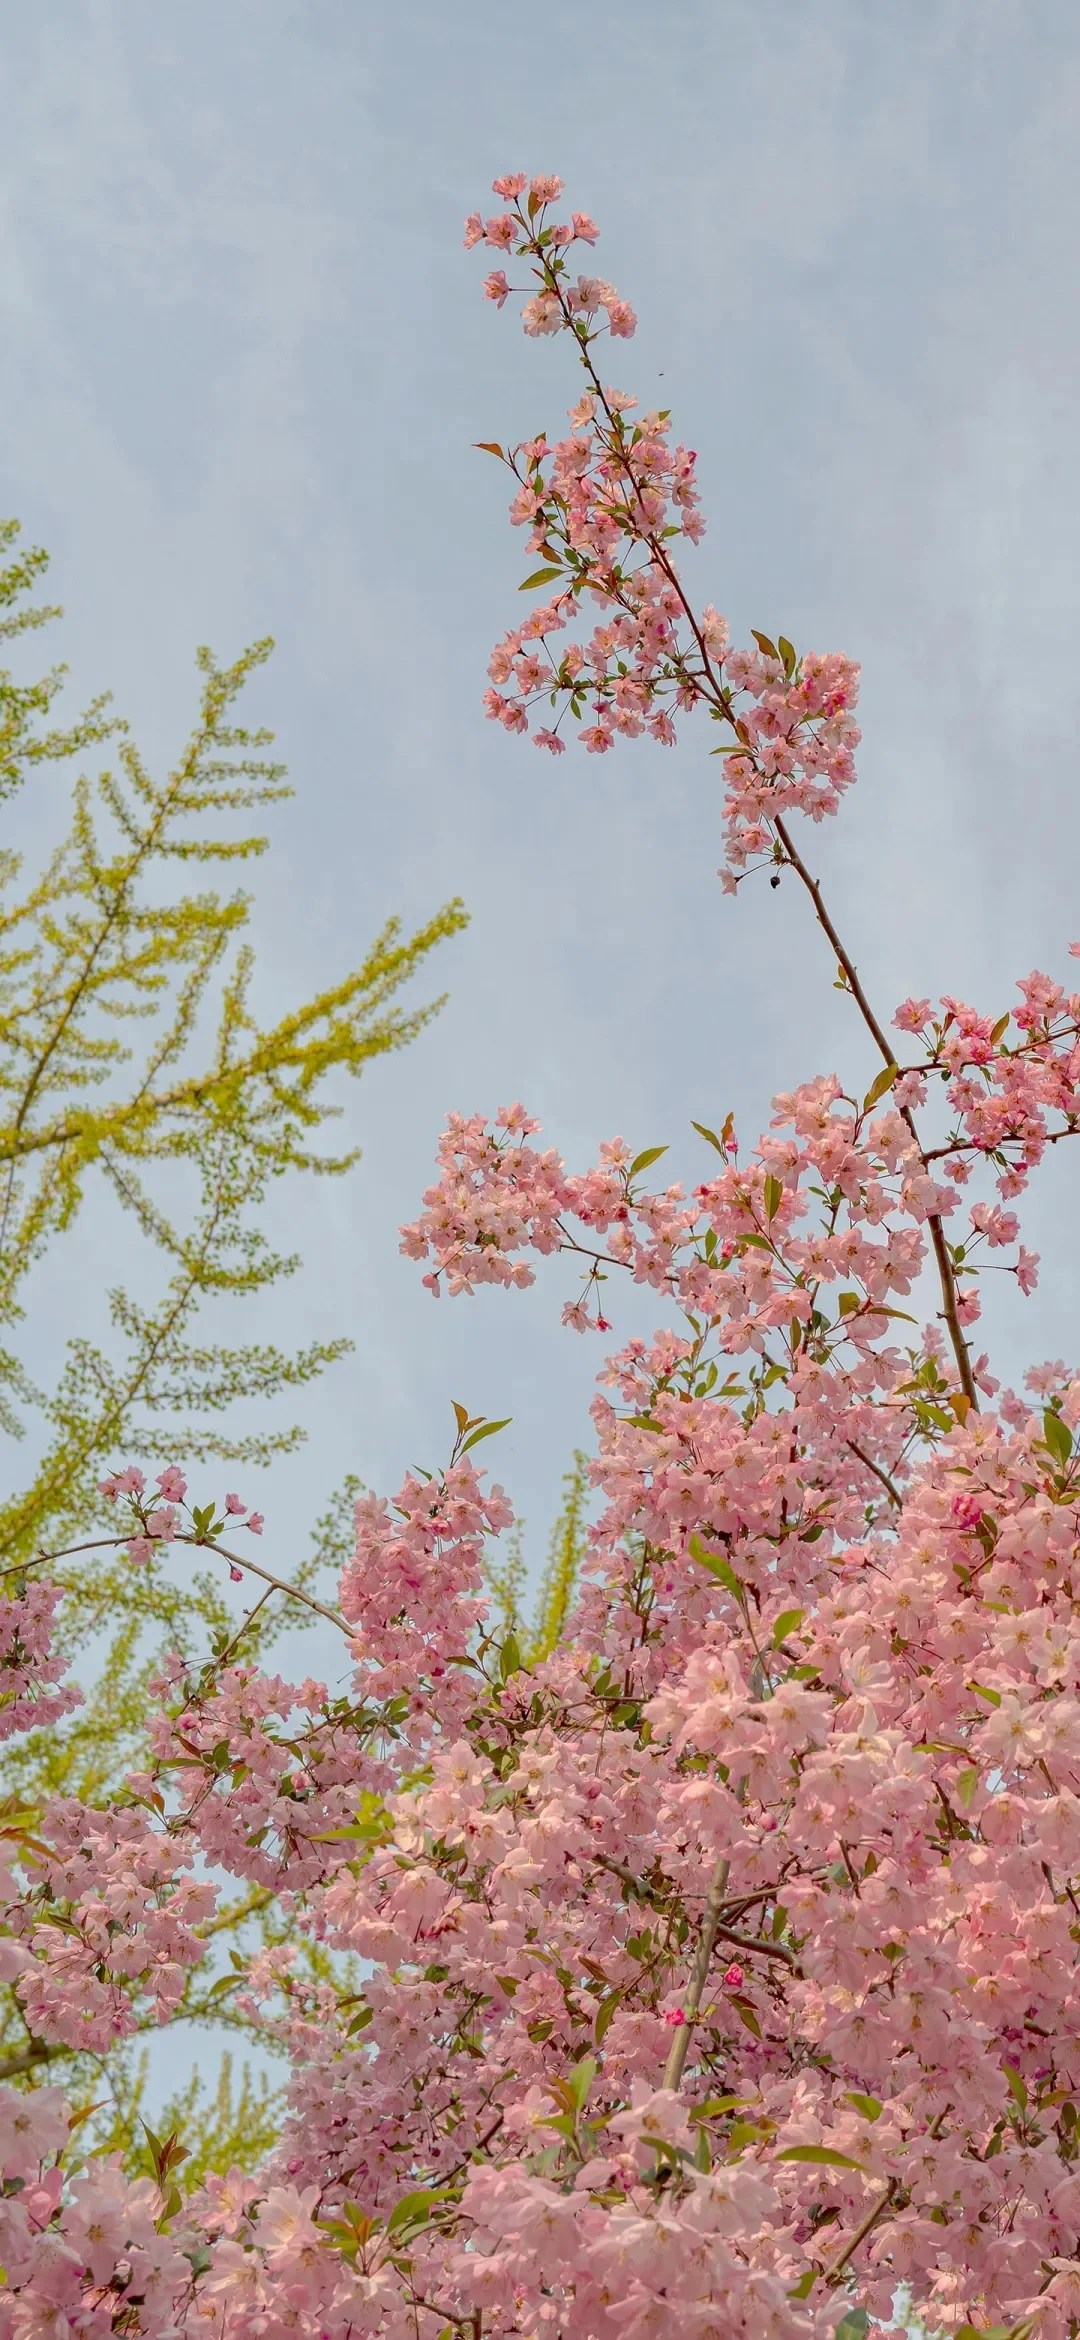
xmin=2 ymin=173 xmax=1080 ymax=2340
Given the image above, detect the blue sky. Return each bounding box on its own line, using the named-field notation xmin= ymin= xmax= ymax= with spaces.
xmin=3 ymin=0 xmax=1080 ymax=1678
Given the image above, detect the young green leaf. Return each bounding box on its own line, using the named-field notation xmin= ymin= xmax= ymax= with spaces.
xmin=1003 ymin=2063 xmax=1028 ymax=2114
xmin=460 ymin=1417 xmax=512 ymax=1454
xmin=863 ymin=1061 xmax=899 ymax=1111
xmin=629 ymin=1145 xmax=668 ymax=1179
xmin=567 ymin=2054 xmax=597 ymax=2112
xmin=688 ymin=1533 xmax=743 ymax=1598
xmin=1043 ymin=1409 xmax=1073 ymax=1469
xmin=777 ymin=2145 xmax=867 ymax=2171
xmin=772 ymin=1608 xmax=805 ymax=1648
xmin=518 ymin=566 xmax=563 ymax=591
xmin=386 ymin=2186 xmax=454 ymax=2237
xmin=763 ymin=1173 xmax=783 ymax=1222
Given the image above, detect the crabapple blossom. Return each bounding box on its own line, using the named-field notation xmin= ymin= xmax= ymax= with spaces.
xmin=3 ymin=172 xmax=1080 ymax=2340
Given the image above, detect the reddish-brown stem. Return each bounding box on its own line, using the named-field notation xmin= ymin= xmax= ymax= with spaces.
xmin=32 ymin=1529 xmax=349 ymax=1636
xmin=772 ymin=817 xmax=977 ymax=1408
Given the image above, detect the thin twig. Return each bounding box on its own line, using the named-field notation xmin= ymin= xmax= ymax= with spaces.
xmin=845 ymin=1441 xmax=902 ymax=1510
xmin=821 ymin=2178 xmax=898 ymax=2284
xmin=713 ymin=1921 xmax=796 ymax=1969
xmin=32 ymin=1528 xmax=349 ymax=1636
xmin=773 ymin=815 xmax=976 ymax=1409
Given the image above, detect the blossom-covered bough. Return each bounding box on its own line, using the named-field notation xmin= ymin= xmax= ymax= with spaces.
xmin=3 ymin=172 xmax=1080 ymax=2340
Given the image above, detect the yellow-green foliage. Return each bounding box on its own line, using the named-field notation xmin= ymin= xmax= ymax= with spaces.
xmin=0 ymin=519 xmax=464 ymax=2174
xmin=0 ymin=519 xmax=465 ymax=1567
xmin=486 ymin=1452 xmax=590 ymax=1664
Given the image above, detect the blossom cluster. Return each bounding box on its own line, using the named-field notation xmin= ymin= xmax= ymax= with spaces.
xmin=466 ymin=175 xmax=862 ymax=862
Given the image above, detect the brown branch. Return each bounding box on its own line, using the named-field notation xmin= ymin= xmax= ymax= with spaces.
xmin=820 ymin=2178 xmax=898 ymax=2285
xmin=663 ymin=1851 xmax=732 ymax=2091
xmin=845 ymin=1441 xmax=902 ymax=1510
xmin=713 ymin=1922 xmax=796 ymax=1969
xmin=772 ymin=815 xmax=977 ymax=1409
xmin=0 ymin=2041 xmax=54 ymax=2082
xmin=31 ymin=1527 xmax=349 ymax=1636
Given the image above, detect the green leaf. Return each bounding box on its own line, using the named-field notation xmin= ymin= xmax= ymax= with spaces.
xmin=689 ymin=2094 xmax=754 ymax=2121
xmin=842 ymin=2092 xmax=882 ymax=2122
xmin=691 ymin=1120 xmax=726 ymax=1154
xmin=969 ymin=1681 xmax=1001 ymax=1708
xmin=863 ymin=1060 xmax=899 ymax=1111
xmin=386 ymin=2186 xmax=454 ymax=2237
xmin=837 ymin=1291 xmax=861 ymax=1317
xmin=500 ymin=1631 xmax=523 ymax=1682
xmin=777 ymin=2145 xmax=867 ymax=2171
xmin=518 ymin=566 xmax=564 ymax=591
xmin=777 ymin=636 xmax=797 ymax=678
xmin=763 ymin=1173 xmax=783 ymax=1221
xmin=787 ymin=2270 xmax=817 ymax=2300
xmin=629 ymin=1145 xmax=668 ymax=1179
xmin=835 ymin=2312 xmax=870 ymax=2340
xmin=731 ymin=1996 xmax=761 ymax=2038
xmin=772 ymin=1608 xmax=804 ymax=1648
xmin=1003 ymin=2062 xmax=1028 ymax=2114
xmin=751 ymin=629 xmax=780 ymax=662
xmin=688 ymin=1533 xmax=742 ymax=1598
xmin=955 ymin=1766 xmax=979 ymax=1810
xmin=567 ymin=2053 xmax=597 ymax=2111
xmin=1043 ymin=1408 xmax=1073 ymax=1468
xmin=460 ymin=1417 xmax=512 ymax=1454
xmin=595 ymin=1990 xmax=622 ymax=2044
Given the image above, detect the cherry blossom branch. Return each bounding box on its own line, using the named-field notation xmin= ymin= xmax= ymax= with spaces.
xmin=772 ymin=815 xmax=977 ymax=1407
xmin=663 ymin=1850 xmax=734 ymax=2089
xmin=820 ymin=2177 xmax=899 ymax=2285
xmin=712 ymin=1922 xmax=797 ymax=1969
xmin=33 ymin=1528 xmax=350 ymax=1637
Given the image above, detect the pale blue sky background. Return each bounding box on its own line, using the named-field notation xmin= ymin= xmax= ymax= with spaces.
xmin=3 ymin=0 xmax=1080 ymax=1690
